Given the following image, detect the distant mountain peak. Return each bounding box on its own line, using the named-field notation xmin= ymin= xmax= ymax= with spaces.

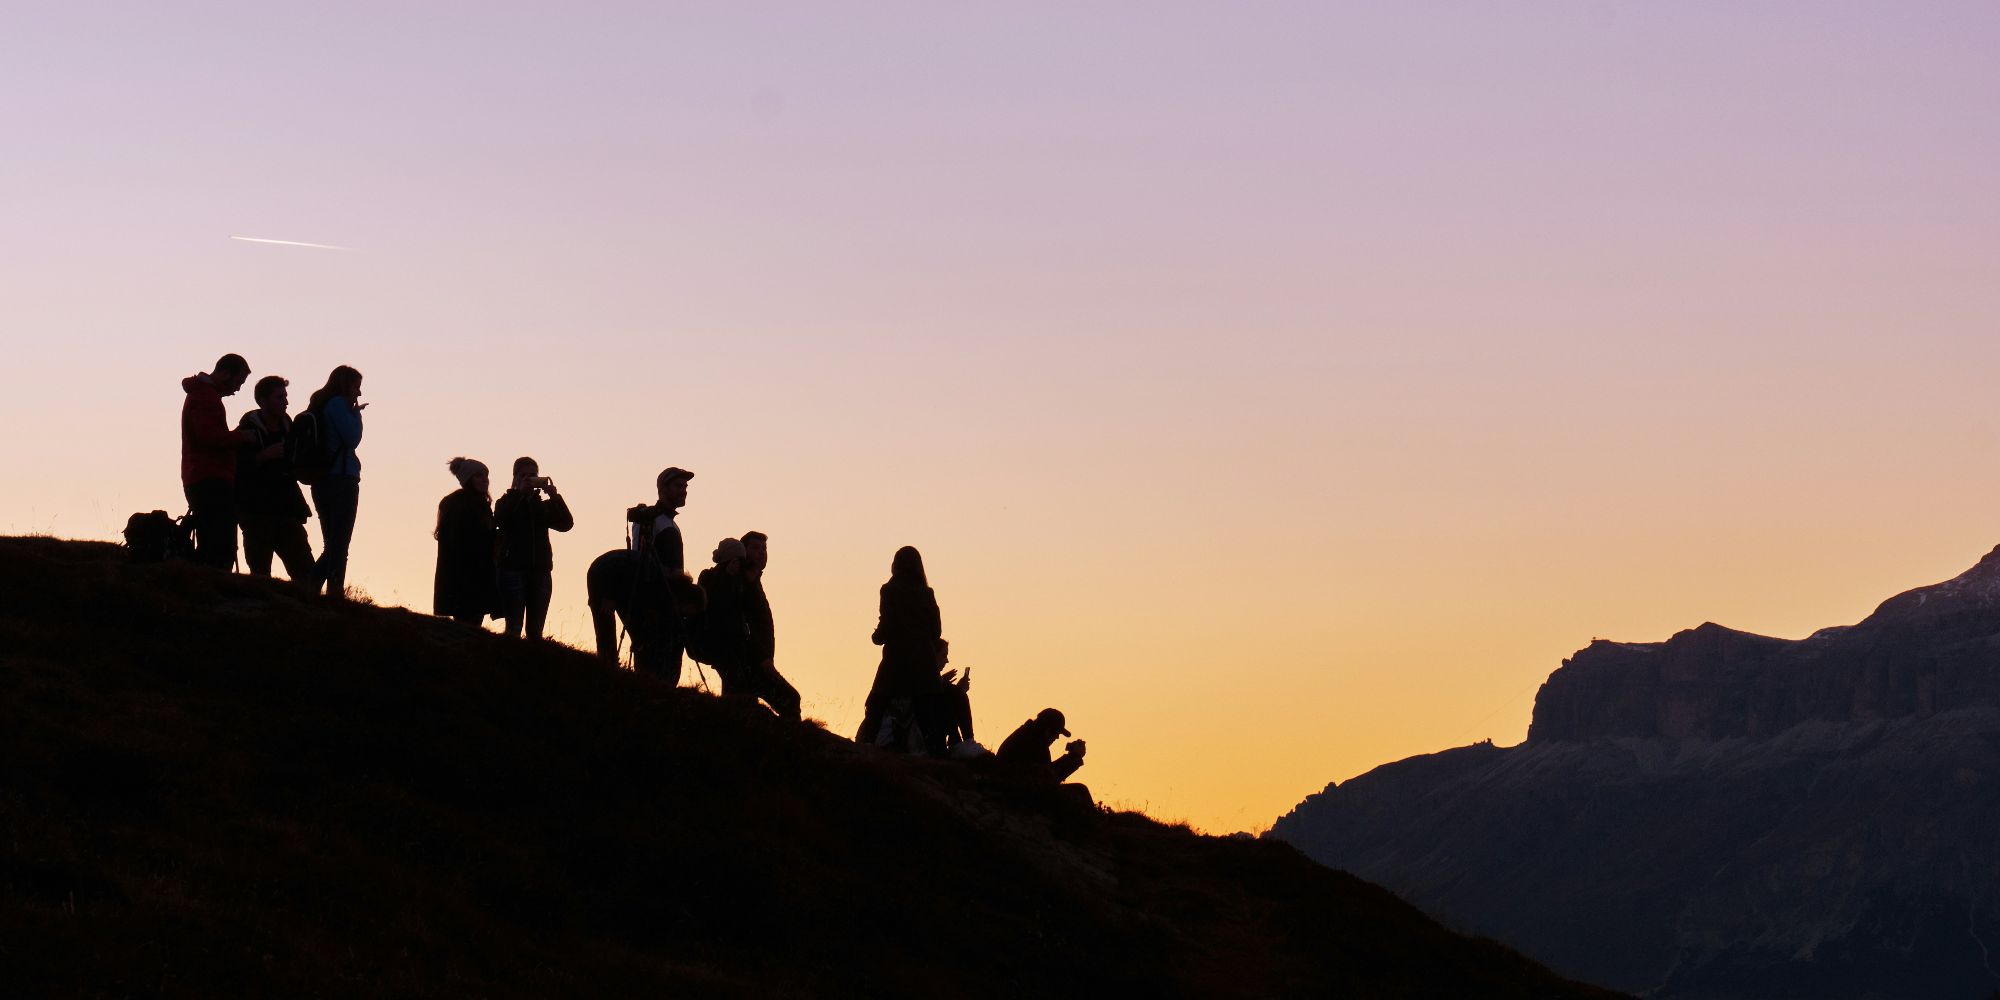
xmin=1529 ymin=545 xmax=2000 ymax=743
xmin=1271 ymin=544 xmax=2000 ymax=998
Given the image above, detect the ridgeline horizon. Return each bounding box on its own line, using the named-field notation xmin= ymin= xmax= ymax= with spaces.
xmin=0 ymin=535 xmax=1619 ymax=998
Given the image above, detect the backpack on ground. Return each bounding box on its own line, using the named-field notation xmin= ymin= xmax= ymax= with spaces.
xmin=288 ymin=406 xmax=333 ymax=485
xmin=122 ymin=510 xmax=194 ymax=563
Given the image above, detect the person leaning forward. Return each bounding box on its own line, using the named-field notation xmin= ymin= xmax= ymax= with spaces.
xmin=181 ymin=353 xmax=256 ymax=570
xmin=997 ymin=708 xmax=1087 ymax=783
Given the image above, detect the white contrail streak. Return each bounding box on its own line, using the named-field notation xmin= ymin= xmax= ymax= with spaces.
xmin=229 ymin=235 xmax=353 ymax=251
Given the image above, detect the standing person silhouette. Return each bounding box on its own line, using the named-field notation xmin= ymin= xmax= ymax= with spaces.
xmin=180 ymin=353 xmax=255 ymax=570
xmin=307 ymin=366 xmax=364 ymax=598
xmin=698 ymin=537 xmax=755 ymax=694
xmin=494 ymin=456 xmax=573 ymax=640
xmin=857 ymin=545 xmax=942 ymax=748
xmin=434 ymin=458 xmax=500 ymax=627
xmin=628 ymin=467 xmax=696 ymax=683
xmin=741 ymin=531 xmax=803 ymax=722
xmin=235 ymin=375 xmax=316 ymax=586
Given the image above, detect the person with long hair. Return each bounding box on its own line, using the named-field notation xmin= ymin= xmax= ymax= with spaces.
xmin=307 ymin=365 xmax=364 ymax=597
xmin=856 ymin=545 xmax=943 ymax=748
xmin=434 ymin=457 xmax=500 ymax=627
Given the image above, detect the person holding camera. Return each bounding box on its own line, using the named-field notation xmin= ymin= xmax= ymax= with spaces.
xmin=494 ymin=456 xmax=574 ymax=640
xmin=996 ymin=708 xmax=1087 ymax=783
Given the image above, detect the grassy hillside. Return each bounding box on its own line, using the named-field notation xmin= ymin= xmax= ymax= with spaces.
xmin=0 ymin=537 xmax=1619 ymax=998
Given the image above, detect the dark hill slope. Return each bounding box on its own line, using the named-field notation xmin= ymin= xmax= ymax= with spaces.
xmin=1271 ymin=547 xmax=2000 ymax=999
xmin=0 ymin=538 xmax=1613 ymax=998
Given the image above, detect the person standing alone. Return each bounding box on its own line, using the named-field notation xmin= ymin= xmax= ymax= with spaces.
xmin=235 ymin=375 xmax=316 ymax=586
xmin=494 ymin=456 xmax=573 ymax=640
xmin=180 ymin=353 xmax=254 ymax=570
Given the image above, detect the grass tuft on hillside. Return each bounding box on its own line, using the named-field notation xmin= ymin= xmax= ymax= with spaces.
xmin=0 ymin=537 xmax=1620 ymax=998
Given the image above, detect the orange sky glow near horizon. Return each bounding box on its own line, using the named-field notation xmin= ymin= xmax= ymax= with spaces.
xmin=5 ymin=4 xmax=1999 ymax=832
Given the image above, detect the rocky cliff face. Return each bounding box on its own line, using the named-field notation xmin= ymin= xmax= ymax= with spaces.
xmin=1530 ymin=545 xmax=2000 ymax=743
xmin=1271 ymin=547 xmax=2000 ymax=999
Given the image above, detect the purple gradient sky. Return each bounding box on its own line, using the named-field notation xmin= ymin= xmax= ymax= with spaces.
xmin=5 ymin=3 xmax=1999 ymax=830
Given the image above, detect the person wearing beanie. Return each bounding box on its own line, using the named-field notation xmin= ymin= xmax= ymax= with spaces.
xmin=433 ymin=457 xmax=500 ymax=627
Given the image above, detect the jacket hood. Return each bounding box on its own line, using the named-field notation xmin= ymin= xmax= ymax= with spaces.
xmin=183 ymin=374 xmax=217 ymax=396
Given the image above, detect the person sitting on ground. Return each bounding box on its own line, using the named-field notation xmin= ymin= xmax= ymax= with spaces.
xmin=235 ymin=375 xmax=316 ymax=587
xmin=494 ymin=456 xmax=573 ymax=640
xmin=433 ymin=457 xmax=500 ymax=627
xmin=917 ymin=638 xmax=976 ymax=756
xmin=856 ymin=545 xmax=942 ymax=749
xmin=740 ymin=531 xmax=804 ymax=722
xmin=997 ymin=708 xmax=1086 ymax=783
xmin=181 ymin=353 xmax=256 ymax=570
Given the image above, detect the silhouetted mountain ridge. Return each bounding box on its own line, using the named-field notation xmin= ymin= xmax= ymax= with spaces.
xmin=1271 ymin=546 xmax=2000 ymax=999
xmin=1531 ymin=545 xmax=2000 ymax=743
xmin=0 ymin=537 xmax=1615 ymax=998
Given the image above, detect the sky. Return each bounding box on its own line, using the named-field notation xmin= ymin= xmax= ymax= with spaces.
xmin=4 ymin=2 xmax=1998 ymax=832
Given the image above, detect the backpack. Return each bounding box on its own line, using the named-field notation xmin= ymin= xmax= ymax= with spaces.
xmin=122 ymin=510 xmax=194 ymax=563
xmin=288 ymin=406 xmax=334 ymax=485
xmin=679 ymin=575 xmax=715 ymax=665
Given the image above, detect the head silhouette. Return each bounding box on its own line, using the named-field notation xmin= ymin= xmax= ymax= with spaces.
xmin=889 ymin=545 xmax=927 ymax=589
xmin=1032 ymin=708 xmax=1070 ymax=741
xmin=308 ymin=365 xmax=363 ymax=413
xmin=742 ymin=530 xmax=769 ymax=573
xmin=252 ymin=375 xmax=289 ymax=411
xmin=712 ymin=537 xmax=746 ymax=569
xmin=655 ymin=467 xmax=692 ymax=511
xmin=513 ymin=456 xmax=539 ymax=490
xmin=447 ymin=457 xmax=490 ymax=498
xmin=211 ymin=353 xmax=251 ymax=396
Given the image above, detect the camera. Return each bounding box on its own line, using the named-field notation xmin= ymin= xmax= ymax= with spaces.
xmin=626 ymin=504 xmax=653 ymax=524
xmin=532 ymin=477 xmax=553 ymax=489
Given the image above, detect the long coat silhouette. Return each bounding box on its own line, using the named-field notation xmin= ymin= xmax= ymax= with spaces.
xmin=864 ymin=579 xmax=942 ymax=716
xmin=434 ymin=489 xmax=500 ymax=621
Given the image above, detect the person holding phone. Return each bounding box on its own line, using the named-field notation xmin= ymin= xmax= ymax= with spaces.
xmin=308 ymin=365 xmax=365 ymax=598
xmin=494 ymin=456 xmax=574 ymax=640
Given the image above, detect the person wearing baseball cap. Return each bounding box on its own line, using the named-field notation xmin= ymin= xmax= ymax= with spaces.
xmin=647 ymin=467 xmax=694 ymax=575
xmin=996 ymin=707 xmax=1086 ymax=782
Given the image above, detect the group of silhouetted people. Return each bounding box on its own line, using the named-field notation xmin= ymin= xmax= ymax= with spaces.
xmin=178 ymin=353 xmax=363 ymax=598
xmin=851 ymin=545 xmax=1088 ymax=787
xmin=171 ymin=353 xmax=1085 ymax=792
xmin=433 ymin=456 xmax=575 ymax=639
